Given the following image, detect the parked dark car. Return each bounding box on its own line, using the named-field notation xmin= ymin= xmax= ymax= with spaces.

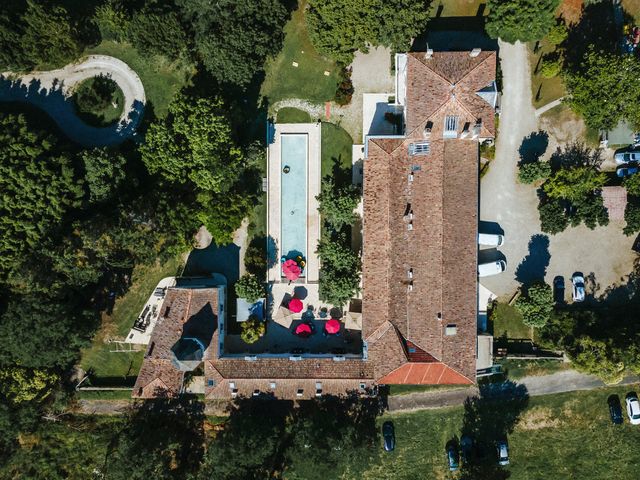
xmin=447 ymin=444 xmax=459 ymax=471
xmin=460 ymin=435 xmax=474 ymax=464
xmin=608 ymin=395 xmax=624 ymax=425
xmin=382 ymin=421 xmax=395 ymax=452
xmin=496 ymin=440 xmax=509 ymax=466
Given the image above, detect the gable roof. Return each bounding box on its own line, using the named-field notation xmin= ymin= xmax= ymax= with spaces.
xmin=363 ymin=128 xmax=480 ymax=384
xmin=404 ymin=51 xmax=497 ymax=139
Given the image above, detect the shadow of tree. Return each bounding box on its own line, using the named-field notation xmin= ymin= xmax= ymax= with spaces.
xmin=518 ymin=130 xmax=549 ymax=166
xmin=515 ymin=234 xmax=551 ymax=286
xmin=454 ymin=379 xmax=529 ymax=479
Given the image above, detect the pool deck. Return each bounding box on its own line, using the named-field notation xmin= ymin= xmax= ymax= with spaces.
xmin=267 ymin=123 xmax=321 ymax=284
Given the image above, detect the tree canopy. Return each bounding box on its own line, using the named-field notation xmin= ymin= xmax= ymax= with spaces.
xmin=306 ymin=0 xmax=430 ymax=64
xmin=515 ymin=282 xmax=554 ymax=328
xmin=485 ymin=0 xmax=560 ymax=44
xmin=564 ymin=48 xmax=640 ymax=130
xmin=316 ymin=179 xmax=361 ymax=230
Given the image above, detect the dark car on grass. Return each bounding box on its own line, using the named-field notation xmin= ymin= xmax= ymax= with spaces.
xmin=608 ymin=395 xmax=624 ymax=425
xmin=382 ymin=421 xmax=395 ymax=452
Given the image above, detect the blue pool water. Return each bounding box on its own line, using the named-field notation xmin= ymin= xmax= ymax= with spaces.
xmin=281 ymin=134 xmax=307 ymax=271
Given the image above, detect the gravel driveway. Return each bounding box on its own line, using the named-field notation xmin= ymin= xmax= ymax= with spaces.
xmin=480 ymin=41 xmax=636 ymax=300
xmin=0 ymin=55 xmax=146 ymax=146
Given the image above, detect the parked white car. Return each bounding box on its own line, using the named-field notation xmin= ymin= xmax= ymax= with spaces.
xmin=572 ymin=274 xmax=585 ymax=302
xmin=615 ymin=151 xmax=640 ymax=165
xmin=478 ymin=260 xmax=506 ymax=277
xmin=478 ymin=233 xmax=504 ymax=247
xmin=626 ymin=394 xmax=640 ymax=425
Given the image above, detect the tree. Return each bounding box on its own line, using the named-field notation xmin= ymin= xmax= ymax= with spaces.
xmin=0 ymin=296 xmax=91 ymax=370
xmin=485 ymin=0 xmax=560 ymax=43
xmin=93 ymin=1 xmax=129 ymax=42
xmin=543 ymin=167 xmax=606 ymax=202
xmin=0 ymin=368 xmax=59 ymax=406
xmin=235 ymin=274 xmax=264 ymax=302
xmin=564 ymin=48 xmax=640 ymax=130
xmin=540 ymin=55 xmax=562 ymax=79
xmin=518 ymin=160 xmax=551 ymax=183
xmin=0 ymin=112 xmax=83 ymax=274
xmin=82 ymin=148 xmax=127 ymax=202
xmin=316 ymin=235 xmax=361 ymax=306
xmin=307 ymin=0 xmax=430 ymax=64
xmin=140 ymin=95 xmax=243 ymax=193
xmin=240 ymin=316 xmax=265 ymax=344
xmin=21 ymin=0 xmax=82 ymax=68
xmin=316 ymin=179 xmax=361 ymax=230
xmin=177 ymin=0 xmax=289 ymax=86
xmin=105 ymin=398 xmax=204 ymax=479
xmin=128 ymin=8 xmax=189 ymax=60
xmin=196 ymin=189 xmax=256 ymax=246
xmin=515 ymin=282 xmax=553 ymax=328
xmin=569 ymin=336 xmax=625 ymax=384
xmin=624 ymin=173 xmax=640 ymax=197
xmin=624 ymin=197 xmax=640 ymax=236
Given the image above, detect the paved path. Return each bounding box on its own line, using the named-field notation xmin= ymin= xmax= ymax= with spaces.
xmin=534 ymin=97 xmax=564 ymax=117
xmin=387 ymin=370 xmax=640 ymax=413
xmin=0 ymin=55 xmax=145 ymax=146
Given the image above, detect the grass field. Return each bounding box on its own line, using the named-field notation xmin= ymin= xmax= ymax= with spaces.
xmin=389 ymin=384 xmax=468 ymax=396
xmin=75 ymin=389 xmax=133 ymax=400
xmin=261 ymin=1 xmax=339 ymax=105
xmin=431 ymin=0 xmax=487 ymax=17
xmin=491 ymin=303 xmax=531 ymax=340
xmin=529 ymin=41 xmax=567 ymax=109
xmin=277 ymin=107 xmax=312 ymax=123
xmin=367 ymin=385 xmax=640 ymax=479
xmin=320 ymin=122 xmax=353 ymax=181
xmin=85 ymin=41 xmax=194 ymax=118
xmin=498 ymin=359 xmax=570 ymax=380
xmin=80 ymin=254 xmax=184 ymax=381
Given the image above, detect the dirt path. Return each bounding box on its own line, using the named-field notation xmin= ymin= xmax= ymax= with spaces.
xmin=0 ymin=55 xmax=145 ymax=146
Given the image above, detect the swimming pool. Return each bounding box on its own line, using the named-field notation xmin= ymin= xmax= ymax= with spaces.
xmin=280 ymin=134 xmax=308 ymax=273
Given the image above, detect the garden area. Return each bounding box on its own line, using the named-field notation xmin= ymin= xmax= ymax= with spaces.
xmin=79 ymin=254 xmax=184 ymax=384
xmin=260 ymin=0 xmax=340 ymax=106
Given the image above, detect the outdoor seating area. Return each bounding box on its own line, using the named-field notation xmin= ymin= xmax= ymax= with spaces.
xmin=125 ymin=276 xmax=176 ymax=344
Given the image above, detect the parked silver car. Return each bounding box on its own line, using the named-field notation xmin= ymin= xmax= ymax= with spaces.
xmin=478 ymin=233 xmax=505 ymax=247
xmin=478 ymin=260 xmax=506 ymax=277
xmin=615 ymin=151 xmax=640 ymax=165
xmin=572 ymin=274 xmax=585 ymax=302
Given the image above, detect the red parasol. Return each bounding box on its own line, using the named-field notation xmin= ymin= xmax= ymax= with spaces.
xmin=288 ymin=297 xmax=303 ymax=313
xmin=282 ymin=259 xmax=301 ymax=281
xmin=295 ymin=323 xmax=312 ymax=336
xmin=325 ymin=319 xmax=341 ymax=334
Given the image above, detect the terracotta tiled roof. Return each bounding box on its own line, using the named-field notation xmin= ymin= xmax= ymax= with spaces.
xmin=363 ymin=135 xmax=480 ymax=384
xmin=602 ymin=186 xmax=627 ymax=221
xmin=404 ymin=51 xmax=497 ymax=139
xmin=379 ymin=362 xmax=473 ymax=385
xmin=132 ymin=287 xmax=219 ymax=398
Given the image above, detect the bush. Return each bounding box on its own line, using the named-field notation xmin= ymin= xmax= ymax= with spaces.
xmin=316 ymin=179 xmax=361 ymax=231
xmin=240 ymin=316 xmax=265 ymax=344
xmin=93 ymin=3 xmax=129 ymax=42
xmin=546 ymin=23 xmax=568 ymax=46
xmin=515 ymin=282 xmax=553 ymax=328
xmin=234 ymin=274 xmax=264 ymax=303
xmin=334 ymin=67 xmax=354 ymax=106
xmin=518 ymin=160 xmax=551 ymax=183
xmin=316 ymin=234 xmax=361 ymax=307
xmin=540 ymin=56 xmax=562 ymax=79
xmin=624 ymin=197 xmax=640 ymax=236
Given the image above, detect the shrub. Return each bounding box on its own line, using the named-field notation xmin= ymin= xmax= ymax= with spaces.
xmin=540 ymin=56 xmax=562 ymax=79
xmin=624 ymin=197 xmax=640 ymax=236
xmin=334 ymin=67 xmax=354 ymax=106
xmin=515 ymin=282 xmax=553 ymax=328
xmin=316 ymin=179 xmax=361 ymax=230
xmin=518 ymin=160 xmax=551 ymax=184
xmin=240 ymin=316 xmax=265 ymax=344
xmin=93 ymin=2 xmax=129 ymax=42
xmin=546 ymin=23 xmax=568 ymax=46
xmin=234 ymin=274 xmax=264 ymax=303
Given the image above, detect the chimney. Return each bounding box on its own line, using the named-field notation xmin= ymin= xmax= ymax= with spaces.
xmin=470 ymin=48 xmax=481 ymax=57
xmin=424 ymin=48 xmax=433 ymax=60
xmin=472 ymin=119 xmax=482 ymax=139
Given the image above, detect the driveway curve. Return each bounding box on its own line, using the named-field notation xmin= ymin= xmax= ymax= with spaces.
xmin=0 ymin=55 xmax=146 ymax=147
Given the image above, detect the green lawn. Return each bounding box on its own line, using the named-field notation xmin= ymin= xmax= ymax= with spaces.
xmin=431 ymin=0 xmax=487 ymax=16
xmin=389 ymin=384 xmax=468 ymax=396
xmin=529 ymin=40 xmax=567 ymax=109
xmin=75 ymin=389 xmax=134 ymax=400
xmin=261 ymin=1 xmax=339 ymax=105
xmin=498 ymin=359 xmax=570 ymax=380
xmin=320 ymin=122 xmax=353 ymax=182
xmin=491 ymin=303 xmax=532 ymax=340
xmin=366 ymin=386 xmax=640 ymax=479
xmin=277 ymin=107 xmax=312 ymax=123
xmin=85 ymin=41 xmax=194 ymax=118
xmin=80 ymin=254 xmax=184 ymax=381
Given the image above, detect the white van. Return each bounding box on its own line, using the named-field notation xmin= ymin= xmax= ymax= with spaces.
xmin=478 ymin=260 xmax=506 ymax=277
xmin=478 ymin=233 xmax=504 ymax=247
